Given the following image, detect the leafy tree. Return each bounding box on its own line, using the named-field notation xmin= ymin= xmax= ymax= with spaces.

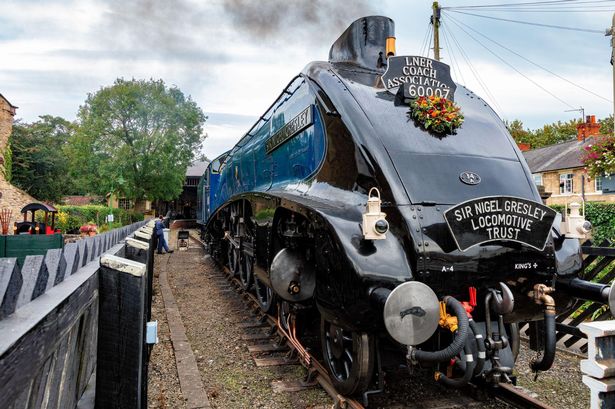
xmin=506 ymin=118 xmax=579 ymax=149
xmin=74 ymin=78 xmax=207 ymax=202
xmin=505 ymin=119 xmax=531 ymax=145
xmin=10 ymin=116 xmax=76 ymax=202
xmin=600 ymin=115 xmax=613 ymax=136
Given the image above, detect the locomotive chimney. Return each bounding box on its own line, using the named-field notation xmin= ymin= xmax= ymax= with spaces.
xmin=329 ymin=16 xmax=395 ymax=71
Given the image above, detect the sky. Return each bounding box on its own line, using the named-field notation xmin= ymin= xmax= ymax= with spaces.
xmin=1 ymin=0 xmax=614 ymax=159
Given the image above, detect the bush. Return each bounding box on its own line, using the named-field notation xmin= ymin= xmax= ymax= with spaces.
xmin=550 ymin=202 xmax=615 ymax=244
xmin=48 ymin=205 xmax=144 ymax=234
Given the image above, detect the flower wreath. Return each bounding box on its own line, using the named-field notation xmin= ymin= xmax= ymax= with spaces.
xmin=409 ymin=95 xmax=464 ymax=135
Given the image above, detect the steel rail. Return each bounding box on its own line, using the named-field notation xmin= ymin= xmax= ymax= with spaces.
xmin=494 ymin=383 xmax=556 ymax=409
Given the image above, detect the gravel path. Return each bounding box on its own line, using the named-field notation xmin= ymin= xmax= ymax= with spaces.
xmin=148 ymin=252 xmax=188 ymax=409
xmin=147 ymin=233 xmax=590 ymax=408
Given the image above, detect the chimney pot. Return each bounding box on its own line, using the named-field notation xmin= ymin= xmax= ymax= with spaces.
xmin=590 ymin=115 xmax=596 ymax=124
xmin=586 ymin=115 xmax=591 ymax=123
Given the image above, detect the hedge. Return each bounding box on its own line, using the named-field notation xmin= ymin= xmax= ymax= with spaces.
xmin=50 ymin=205 xmax=144 ymax=234
xmin=550 ymin=202 xmax=615 ymax=244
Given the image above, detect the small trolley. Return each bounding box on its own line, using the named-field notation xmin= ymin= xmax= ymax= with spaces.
xmin=177 ymin=230 xmax=189 ymax=250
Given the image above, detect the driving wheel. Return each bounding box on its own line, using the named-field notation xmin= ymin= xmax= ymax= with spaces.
xmin=227 ymin=241 xmax=240 ymax=276
xmin=254 ymin=276 xmax=276 ymax=314
xmin=240 ymin=252 xmax=253 ymax=290
xmin=320 ymin=318 xmax=375 ymax=396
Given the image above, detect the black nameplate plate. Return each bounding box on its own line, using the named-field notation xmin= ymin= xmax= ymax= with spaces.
xmin=444 ymin=196 xmax=556 ymax=252
xmin=382 ymin=56 xmax=457 ymax=101
xmin=266 ymin=106 xmax=313 ymax=154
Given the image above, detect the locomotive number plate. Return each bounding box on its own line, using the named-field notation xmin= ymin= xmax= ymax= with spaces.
xmin=444 ymin=196 xmax=556 ymax=252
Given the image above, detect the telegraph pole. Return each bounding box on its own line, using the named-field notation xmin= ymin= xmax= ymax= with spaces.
xmin=432 ymin=2 xmax=441 ymax=61
xmin=610 ymin=13 xmax=615 ymax=136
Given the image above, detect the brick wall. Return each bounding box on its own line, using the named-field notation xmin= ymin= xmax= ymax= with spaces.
xmin=541 ymin=168 xmax=615 ymax=205
xmin=0 ymin=95 xmax=37 ymax=232
xmin=0 ymin=97 xmax=14 ymax=172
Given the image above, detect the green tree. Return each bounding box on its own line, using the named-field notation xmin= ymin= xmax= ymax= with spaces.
xmin=74 ymin=78 xmax=207 ymax=201
xmin=600 ymin=115 xmax=613 ymax=136
xmin=506 ymin=118 xmax=579 ymax=149
xmin=505 ymin=119 xmax=531 ymax=145
xmin=10 ymin=116 xmax=76 ymax=202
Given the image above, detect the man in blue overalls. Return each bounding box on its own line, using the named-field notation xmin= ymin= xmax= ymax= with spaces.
xmin=155 ymin=215 xmax=173 ymax=254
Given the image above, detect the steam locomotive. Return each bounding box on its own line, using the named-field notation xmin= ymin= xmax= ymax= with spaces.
xmin=197 ymin=16 xmax=615 ymax=397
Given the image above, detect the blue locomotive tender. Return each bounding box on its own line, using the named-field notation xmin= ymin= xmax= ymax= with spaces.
xmin=197 ymin=16 xmax=614 ymax=397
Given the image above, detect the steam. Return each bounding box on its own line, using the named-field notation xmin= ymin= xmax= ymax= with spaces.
xmin=222 ymin=0 xmax=375 ymax=42
xmin=96 ymin=0 xmax=376 ymax=60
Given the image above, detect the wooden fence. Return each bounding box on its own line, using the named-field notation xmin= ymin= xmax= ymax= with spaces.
xmin=522 ymin=240 xmax=615 ymax=354
xmin=0 ymin=221 xmax=155 ymax=409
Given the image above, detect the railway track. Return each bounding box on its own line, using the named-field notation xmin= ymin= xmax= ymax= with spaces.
xmin=189 ymin=233 xmax=555 ymax=409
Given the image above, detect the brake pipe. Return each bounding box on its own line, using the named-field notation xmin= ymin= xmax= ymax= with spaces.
xmin=468 ymin=318 xmax=486 ymax=376
xmin=410 ymin=296 xmax=469 ymax=363
xmin=435 ymin=337 xmax=476 ymax=388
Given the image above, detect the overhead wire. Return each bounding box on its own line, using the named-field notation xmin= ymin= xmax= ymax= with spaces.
xmin=442 ymin=0 xmax=615 ymax=10
xmin=446 ymin=10 xmax=605 ymax=33
xmin=445 ymin=12 xmax=613 ymax=103
xmin=425 ymin=25 xmax=434 ymax=58
xmin=445 ymin=15 xmax=576 ymax=109
xmin=441 ymin=22 xmax=467 ymax=85
xmin=441 ymin=21 xmax=506 ymax=115
xmin=419 ymin=21 xmax=432 ymax=57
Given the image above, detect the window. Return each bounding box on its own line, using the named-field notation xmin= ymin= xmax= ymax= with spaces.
xmin=532 ymin=173 xmax=543 ymax=186
xmin=185 ymin=177 xmax=199 ymax=186
xmin=595 ymin=176 xmax=603 ymax=193
xmin=118 ymin=198 xmax=131 ymax=209
xmin=559 ymin=173 xmax=573 ymax=194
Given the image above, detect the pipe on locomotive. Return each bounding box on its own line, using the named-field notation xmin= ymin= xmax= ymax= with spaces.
xmin=370 ymin=288 xmax=470 ymax=365
xmin=529 ymin=284 xmax=557 ymax=372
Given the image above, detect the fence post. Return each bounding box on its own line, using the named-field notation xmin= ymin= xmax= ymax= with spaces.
xmin=96 ymin=250 xmax=148 ymax=409
xmin=580 ymin=321 xmax=615 ymax=409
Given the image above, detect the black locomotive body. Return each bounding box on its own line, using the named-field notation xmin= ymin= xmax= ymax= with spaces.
xmin=199 ymin=16 xmax=612 ymax=397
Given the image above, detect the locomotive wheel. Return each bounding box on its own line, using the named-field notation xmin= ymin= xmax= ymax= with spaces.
xmin=254 ymin=277 xmax=276 ymax=314
xmin=320 ymin=318 xmax=375 ymax=396
xmin=239 ymin=253 xmax=253 ymax=290
xmin=227 ymin=243 xmax=240 ymax=276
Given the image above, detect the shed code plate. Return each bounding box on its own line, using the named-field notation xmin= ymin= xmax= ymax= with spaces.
xmin=444 ymin=196 xmax=556 ymax=251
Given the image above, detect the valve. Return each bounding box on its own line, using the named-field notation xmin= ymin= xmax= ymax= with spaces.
xmin=362 ymin=188 xmax=388 ymax=240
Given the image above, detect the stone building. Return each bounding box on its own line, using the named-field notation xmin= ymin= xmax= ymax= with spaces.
xmin=0 ymin=94 xmax=38 ymax=232
xmin=523 ymin=115 xmax=615 ymax=206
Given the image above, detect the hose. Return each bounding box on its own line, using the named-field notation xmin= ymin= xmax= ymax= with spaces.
xmin=436 ymin=337 xmax=476 ymax=388
xmin=468 ymin=318 xmax=486 ymax=376
xmin=530 ymin=310 xmax=556 ymax=372
xmin=412 ymin=296 xmax=469 ymax=363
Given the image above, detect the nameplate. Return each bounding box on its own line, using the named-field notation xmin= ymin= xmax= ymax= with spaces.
xmin=382 ymin=56 xmax=457 ymax=101
xmin=266 ymin=106 xmax=313 ymax=154
xmin=444 ymin=196 xmax=556 ymax=251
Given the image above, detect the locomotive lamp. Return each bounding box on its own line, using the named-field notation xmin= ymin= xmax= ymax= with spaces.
xmin=363 ymin=188 xmax=388 ymax=240
xmin=560 ymin=201 xmax=592 ymax=239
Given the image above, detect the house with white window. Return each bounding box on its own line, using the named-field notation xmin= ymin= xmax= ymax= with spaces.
xmin=522 ymin=115 xmax=614 ymax=206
